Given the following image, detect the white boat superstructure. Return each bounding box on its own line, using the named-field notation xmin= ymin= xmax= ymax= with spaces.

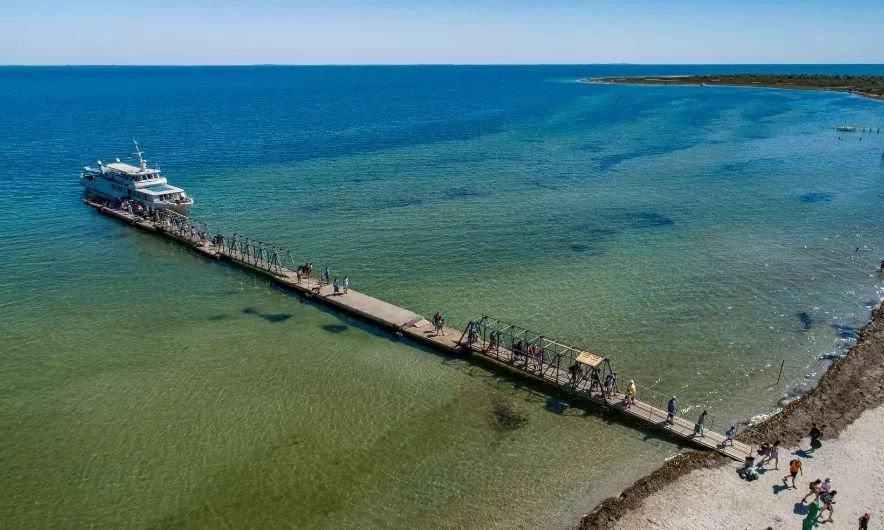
xmin=81 ymin=141 xmax=194 ymax=215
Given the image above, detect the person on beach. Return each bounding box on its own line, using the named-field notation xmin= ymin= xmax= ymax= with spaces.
xmin=803 ymin=499 xmax=821 ymax=530
xmin=809 ymin=423 xmax=823 ymax=452
xmin=738 ymin=456 xmax=759 ymax=481
xmin=820 ymin=477 xmax=832 ymax=494
xmin=666 ymin=396 xmax=677 ymax=424
xmin=818 ymin=490 xmax=837 ymax=523
xmin=859 ymin=512 xmax=871 ymax=529
xmin=757 ymin=442 xmax=770 ymax=462
xmin=760 ymin=440 xmax=781 ymax=469
xmin=802 ymin=479 xmax=822 ymax=503
xmin=724 ymin=425 xmax=736 ymax=446
xmin=783 ymin=458 xmax=803 ymax=488
xmin=694 ymin=410 xmax=707 ymax=437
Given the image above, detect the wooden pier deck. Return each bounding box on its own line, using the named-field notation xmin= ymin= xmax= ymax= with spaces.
xmin=84 ymin=200 xmax=754 ymax=462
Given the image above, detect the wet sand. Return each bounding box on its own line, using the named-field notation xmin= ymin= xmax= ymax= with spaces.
xmin=577 ymin=303 xmax=884 ymax=529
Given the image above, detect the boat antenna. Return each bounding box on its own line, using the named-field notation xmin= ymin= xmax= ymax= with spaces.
xmin=133 ymin=139 xmax=147 ymax=170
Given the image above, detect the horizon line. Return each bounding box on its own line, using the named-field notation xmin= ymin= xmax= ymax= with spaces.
xmin=3 ymin=62 xmax=884 ymax=68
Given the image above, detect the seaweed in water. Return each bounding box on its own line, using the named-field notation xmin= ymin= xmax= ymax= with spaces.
xmin=262 ymin=314 xmax=292 ymax=323
xmin=796 ymin=312 xmax=814 ymax=331
xmin=568 ymin=243 xmax=590 ymax=254
xmin=447 ymin=186 xmax=478 ymax=198
xmin=831 ymin=324 xmax=859 ymax=340
xmin=322 ymin=324 xmax=348 ymax=334
xmin=242 ymin=307 xmax=293 ymax=323
xmin=492 ymin=402 xmax=529 ymax=431
xmin=798 ymin=192 xmax=833 ymax=203
xmin=627 ymin=211 xmax=675 ymax=229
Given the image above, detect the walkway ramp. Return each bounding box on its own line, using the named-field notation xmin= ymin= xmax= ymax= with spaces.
xmin=84 ymin=199 xmax=755 ymax=462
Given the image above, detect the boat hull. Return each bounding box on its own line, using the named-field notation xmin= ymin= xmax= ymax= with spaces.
xmin=81 ymin=180 xmax=193 ymax=216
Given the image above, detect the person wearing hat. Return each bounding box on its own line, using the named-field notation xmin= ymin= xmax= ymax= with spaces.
xmin=859 ymin=512 xmax=871 ymax=529
xmin=667 ymin=396 xmax=677 ymax=424
xmin=626 ymin=380 xmax=637 ymax=399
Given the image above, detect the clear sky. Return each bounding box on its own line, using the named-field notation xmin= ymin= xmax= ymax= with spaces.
xmin=3 ymin=0 xmax=883 ymax=65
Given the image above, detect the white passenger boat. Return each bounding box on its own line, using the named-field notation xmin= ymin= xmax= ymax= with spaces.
xmin=81 ymin=141 xmax=193 ymax=215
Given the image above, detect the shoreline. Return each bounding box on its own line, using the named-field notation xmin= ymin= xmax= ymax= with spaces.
xmin=582 ymin=77 xmax=884 ymax=104
xmin=577 ymin=302 xmax=884 ymax=529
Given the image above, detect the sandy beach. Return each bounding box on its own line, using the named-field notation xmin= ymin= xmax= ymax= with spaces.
xmin=615 ymin=405 xmax=884 ymax=529
xmin=579 ymin=303 xmax=884 ymax=529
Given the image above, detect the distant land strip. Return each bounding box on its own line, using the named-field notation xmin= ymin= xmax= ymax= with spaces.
xmin=585 ymin=74 xmax=884 ymax=101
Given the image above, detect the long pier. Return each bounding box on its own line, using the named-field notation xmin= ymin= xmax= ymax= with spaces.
xmin=84 ymin=199 xmax=754 ymax=462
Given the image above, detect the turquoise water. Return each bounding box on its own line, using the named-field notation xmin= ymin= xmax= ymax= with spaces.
xmin=2 ymin=65 xmax=884 ymax=528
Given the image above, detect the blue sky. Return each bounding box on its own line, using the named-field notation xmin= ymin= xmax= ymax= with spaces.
xmin=3 ymin=0 xmax=883 ymax=65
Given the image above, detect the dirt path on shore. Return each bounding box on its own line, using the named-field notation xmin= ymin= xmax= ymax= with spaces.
xmin=577 ymin=304 xmax=884 ymax=530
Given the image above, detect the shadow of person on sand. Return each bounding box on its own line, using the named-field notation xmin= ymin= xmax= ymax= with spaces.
xmin=794 ymin=449 xmax=814 ymax=459
xmin=772 ymin=483 xmax=791 ymax=495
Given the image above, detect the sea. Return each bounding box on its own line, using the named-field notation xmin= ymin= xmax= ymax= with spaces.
xmin=2 ymin=64 xmax=884 ymax=529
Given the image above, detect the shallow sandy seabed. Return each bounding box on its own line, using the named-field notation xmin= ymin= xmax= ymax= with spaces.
xmin=614 ymin=404 xmax=884 ymax=529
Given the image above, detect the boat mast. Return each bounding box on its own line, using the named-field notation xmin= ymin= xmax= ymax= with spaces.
xmin=133 ymin=139 xmax=148 ymax=170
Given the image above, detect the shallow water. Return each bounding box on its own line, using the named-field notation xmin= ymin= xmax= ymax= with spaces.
xmin=2 ymin=65 xmax=884 ymax=528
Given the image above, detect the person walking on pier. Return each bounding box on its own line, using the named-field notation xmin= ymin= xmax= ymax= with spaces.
xmin=343 ymin=276 xmax=349 ymax=294
xmin=694 ymin=410 xmax=707 ymax=437
xmin=623 ymin=379 xmax=636 ymax=408
xmin=724 ymin=424 xmax=736 ymax=446
xmin=323 ymin=266 xmax=331 ymax=285
xmin=568 ymin=361 xmax=582 ymax=388
xmin=432 ymin=312 xmax=443 ymax=336
xmin=604 ymin=372 xmax=616 ymax=398
xmin=667 ymin=396 xmax=677 ymax=424
xmin=467 ymin=321 xmax=479 ymax=346
xmin=488 ymin=330 xmax=499 ymax=352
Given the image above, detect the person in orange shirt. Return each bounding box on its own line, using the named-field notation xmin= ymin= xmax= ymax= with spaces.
xmin=783 ymin=458 xmax=803 ymax=488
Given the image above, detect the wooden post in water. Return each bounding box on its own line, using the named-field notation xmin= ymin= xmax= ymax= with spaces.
xmin=776 ymin=360 xmax=785 ymax=385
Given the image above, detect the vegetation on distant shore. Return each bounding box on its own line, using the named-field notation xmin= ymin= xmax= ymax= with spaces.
xmin=588 ymin=74 xmax=884 ymax=99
